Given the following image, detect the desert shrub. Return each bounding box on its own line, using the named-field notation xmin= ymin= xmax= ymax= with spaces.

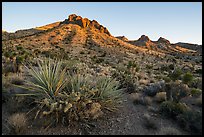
xmin=182 ymin=72 xmax=193 ymax=85
xmin=16 ymin=56 xmax=24 ymax=64
xmin=92 ymin=57 xmax=104 ymax=64
xmin=177 ymin=110 xmax=202 ymax=134
xmin=195 ymin=95 xmax=202 ymax=107
xmin=80 ymin=51 xmax=85 ymax=54
xmin=168 ymin=64 xmax=175 ymax=70
xmin=156 ymin=127 xmax=181 ymax=135
xmin=165 ymin=81 xmax=190 ymax=102
xmin=143 ymin=113 xmax=158 ymax=130
xmin=146 ymin=64 xmax=153 ymax=69
xmin=111 ymin=70 xmax=137 ymax=93
xmin=2 ymin=75 xmax=12 ymax=103
xmin=100 ymin=52 xmax=106 ymax=57
xmin=162 ymin=76 xmax=171 ymax=83
xmin=160 ymin=65 xmax=169 ymax=72
xmin=4 ymin=51 xmax=13 ymax=58
xmin=195 ymin=69 xmax=202 ymax=74
xmin=142 ymin=96 xmax=152 ymax=106
xmin=132 ymin=95 xmax=152 ymax=106
xmin=127 ymin=61 xmax=140 ymax=71
xmin=159 ymin=101 xmax=190 ymax=119
xmin=16 ymin=46 xmax=23 ymax=50
xmin=169 ymin=68 xmax=183 ymax=81
xmin=191 ymin=88 xmax=202 ymax=97
xmin=154 ymin=92 xmax=166 ymax=103
xmin=8 ymin=113 xmax=27 ymax=135
xmin=18 ymin=58 xmax=122 ymax=127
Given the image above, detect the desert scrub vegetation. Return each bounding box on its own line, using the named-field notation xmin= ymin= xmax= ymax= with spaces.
xmin=142 ymin=113 xmax=158 ymax=130
xmin=177 ymin=110 xmax=202 ymax=134
xmin=8 ymin=113 xmax=28 ymax=135
xmin=190 ymin=88 xmax=202 ymax=97
xmin=159 ymin=101 xmax=190 ymax=119
xmin=17 ymin=58 xmax=123 ymax=127
xmin=182 ymin=72 xmax=194 ymax=85
xmin=168 ymin=68 xmax=183 ymax=81
xmin=127 ymin=60 xmax=140 ymax=72
xmin=154 ymin=92 xmax=166 ymax=103
xmin=111 ymin=65 xmax=139 ymax=93
xmin=165 ymin=81 xmax=190 ymax=102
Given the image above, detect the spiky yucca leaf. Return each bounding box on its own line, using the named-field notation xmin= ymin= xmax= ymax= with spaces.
xmin=22 ymin=58 xmax=67 ymax=100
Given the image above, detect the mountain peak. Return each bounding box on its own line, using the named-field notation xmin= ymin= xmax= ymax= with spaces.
xmin=138 ymin=35 xmax=150 ymax=42
xmin=62 ymin=14 xmax=111 ymax=36
xmin=157 ymin=37 xmax=170 ymax=45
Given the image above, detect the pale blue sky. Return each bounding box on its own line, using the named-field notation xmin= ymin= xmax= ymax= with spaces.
xmin=2 ymin=2 xmax=202 ymax=44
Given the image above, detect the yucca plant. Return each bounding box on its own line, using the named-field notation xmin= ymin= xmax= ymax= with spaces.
xmin=18 ymin=58 xmax=67 ymax=100
xmin=94 ymin=76 xmax=123 ymax=110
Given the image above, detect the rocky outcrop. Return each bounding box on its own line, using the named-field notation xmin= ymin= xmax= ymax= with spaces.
xmin=116 ymin=36 xmax=129 ymax=41
xmin=62 ymin=14 xmax=111 ymax=36
xmin=130 ymin=35 xmax=155 ymax=49
xmin=157 ymin=37 xmax=170 ymax=45
xmin=138 ymin=35 xmax=150 ymax=42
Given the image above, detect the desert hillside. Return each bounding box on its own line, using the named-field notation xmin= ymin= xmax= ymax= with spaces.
xmin=2 ymin=14 xmax=202 ymax=135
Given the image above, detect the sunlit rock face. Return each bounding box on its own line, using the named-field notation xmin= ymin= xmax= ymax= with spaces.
xmin=62 ymin=14 xmax=111 ymax=36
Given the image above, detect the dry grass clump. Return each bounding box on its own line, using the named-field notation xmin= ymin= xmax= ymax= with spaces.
xmin=156 ymin=127 xmax=182 ymax=135
xmin=131 ymin=93 xmax=152 ymax=106
xmin=154 ymin=92 xmax=166 ymax=103
xmin=143 ymin=113 xmax=158 ymax=130
xmin=142 ymin=96 xmax=152 ymax=106
xmin=8 ymin=113 xmax=28 ymax=134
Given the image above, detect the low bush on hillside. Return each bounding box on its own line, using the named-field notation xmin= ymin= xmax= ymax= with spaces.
xmin=168 ymin=68 xmax=183 ymax=81
xmin=159 ymin=101 xmax=190 ymax=119
xmin=191 ymin=88 xmax=202 ymax=97
xmin=182 ymin=72 xmax=194 ymax=85
xmin=127 ymin=61 xmax=140 ymax=72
